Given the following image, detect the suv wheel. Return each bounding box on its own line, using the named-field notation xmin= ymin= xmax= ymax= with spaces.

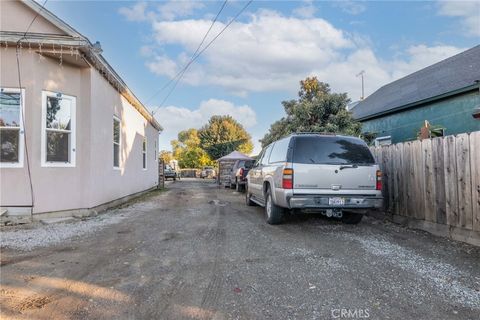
xmin=265 ymin=188 xmax=284 ymax=225
xmin=341 ymin=211 xmax=363 ymax=224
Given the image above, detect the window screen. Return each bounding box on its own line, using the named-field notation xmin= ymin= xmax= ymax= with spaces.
xmin=0 ymin=90 xmax=22 ymax=164
xmin=43 ymin=91 xmax=75 ymax=165
xmin=113 ymin=117 xmax=120 ymax=168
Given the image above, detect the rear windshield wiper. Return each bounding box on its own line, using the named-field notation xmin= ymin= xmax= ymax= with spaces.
xmin=339 ymin=164 xmax=358 ymax=170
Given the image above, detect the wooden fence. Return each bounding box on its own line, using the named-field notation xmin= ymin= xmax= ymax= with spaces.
xmin=370 ymin=131 xmax=480 ymax=237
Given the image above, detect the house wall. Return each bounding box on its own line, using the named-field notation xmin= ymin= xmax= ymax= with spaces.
xmin=0 ymin=47 xmax=159 ymax=214
xmin=0 ymin=0 xmax=65 ymax=35
xmin=87 ymin=70 xmax=159 ymax=208
xmin=361 ymin=91 xmax=480 ymax=143
xmin=0 ymin=49 xmax=90 ymax=213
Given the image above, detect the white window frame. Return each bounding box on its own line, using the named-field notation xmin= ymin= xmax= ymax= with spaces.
xmin=113 ymin=116 xmax=121 ymax=170
xmin=374 ymin=136 xmax=392 ymax=147
xmin=0 ymin=88 xmax=25 ymax=168
xmin=41 ymin=90 xmax=76 ymax=167
xmin=154 ymin=137 xmax=157 ymax=162
xmin=142 ymin=137 xmax=147 ymax=170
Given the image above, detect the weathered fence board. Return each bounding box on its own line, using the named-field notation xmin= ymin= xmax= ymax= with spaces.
xmin=432 ymin=137 xmax=447 ymax=225
xmin=371 ymin=131 xmax=480 ymax=233
xmin=470 ymin=131 xmax=480 ymax=232
xmin=397 ymin=143 xmax=407 ymax=217
xmin=422 ymin=138 xmax=436 ymax=222
xmin=414 ymin=140 xmax=426 ymax=220
xmin=405 ymin=142 xmax=416 ymax=218
xmin=456 ymin=133 xmax=473 ymax=229
xmin=444 ymin=135 xmax=459 ymax=227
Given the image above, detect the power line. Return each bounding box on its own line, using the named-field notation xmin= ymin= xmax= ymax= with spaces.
xmin=15 ymin=0 xmax=49 ymax=212
xmin=151 ymin=0 xmax=254 ymax=116
xmin=145 ymin=0 xmax=228 ymax=105
xmin=23 ymin=0 xmax=48 ymax=38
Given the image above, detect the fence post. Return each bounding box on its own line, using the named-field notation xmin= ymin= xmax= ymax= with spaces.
xmin=158 ymin=160 xmax=165 ymax=189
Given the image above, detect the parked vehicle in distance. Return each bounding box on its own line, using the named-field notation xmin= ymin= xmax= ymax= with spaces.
xmin=245 ymin=133 xmax=383 ymax=225
xmin=164 ymin=165 xmax=178 ymax=181
xmin=228 ymin=159 xmax=255 ymax=191
xmin=200 ymin=166 xmax=216 ymax=179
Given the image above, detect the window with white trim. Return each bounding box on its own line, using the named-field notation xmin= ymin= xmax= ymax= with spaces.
xmin=142 ymin=137 xmax=147 ymax=170
xmin=41 ymin=91 xmax=76 ymax=167
xmin=0 ymin=88 xmax=24 ymax=167
xmin=113 ymin=117 xmax=120 ymax=168
xmin=154 ymin=138 xmax=157 ymax=162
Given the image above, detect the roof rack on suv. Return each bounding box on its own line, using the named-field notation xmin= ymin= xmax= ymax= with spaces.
xmin=292 ymin=132 xmax=337 ymax=135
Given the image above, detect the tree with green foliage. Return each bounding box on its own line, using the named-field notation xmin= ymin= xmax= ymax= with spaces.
xmin=198 ymin=115 xmax=253 ymax=160
xmin=171 ymin=128 xmax=214 ymax=168
xmin=260 ymin=77 xmax=362 ymax=147
xmin=159 ymin=150 xmax=173 ymax=164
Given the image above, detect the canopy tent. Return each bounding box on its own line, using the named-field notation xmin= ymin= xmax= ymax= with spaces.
xmin=216 ymin=151 xmax=254 ymax=162
xmin=217 ymin=151 xmax=254 ymax=186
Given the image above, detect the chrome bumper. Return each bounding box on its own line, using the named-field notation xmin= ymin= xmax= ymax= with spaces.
xmin=288 ymin=195 xmax=383 ymax=209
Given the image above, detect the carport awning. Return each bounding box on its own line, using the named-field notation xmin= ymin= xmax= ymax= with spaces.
xmin=216 ymin=151 xmax=253 ymax=161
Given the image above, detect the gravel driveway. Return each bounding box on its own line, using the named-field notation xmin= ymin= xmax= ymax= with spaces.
xmin=1 ymin=178 xmax=479 ymax=319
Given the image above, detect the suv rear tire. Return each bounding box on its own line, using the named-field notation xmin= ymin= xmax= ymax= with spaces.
xmin=265 ymin=188 xmax=285 ymax=225
xmin=341 ymin=211 xmax=363 ymax=224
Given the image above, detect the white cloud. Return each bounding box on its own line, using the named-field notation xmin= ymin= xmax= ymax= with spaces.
xmin=146 ymin=54 xmax=179 ymax=78
xmin=157 ymin=0 xmax=204 ymax=21
xmin=333 ymin=1 xmax=367 ymax=15
xmin=143 ymin=9 xmax=465 ymax=100
xmin=293 ymin=1 xmax=318 ymax=18
xmin=119 ymin=1 xmax=204 ymax=22
xmin=118 ymin=1 xmax=149 ymax=22
xmin=390 ymin=44 xmax=465 ymax=80
xmin=154 ymin=99 xmax=257 ymax=150
xmin=123 ymin=5 xmax=466 ymax=102
xmin=437 ymin=1 xmax=480 ymax=36
xmin=150 ymin=10 xmax=352 ymax=93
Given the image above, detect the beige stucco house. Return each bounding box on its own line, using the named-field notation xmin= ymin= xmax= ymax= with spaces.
xmin=0 ymin=0 xmax=162 ymax=221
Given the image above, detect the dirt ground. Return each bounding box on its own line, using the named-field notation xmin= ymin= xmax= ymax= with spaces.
xmin=1 ymin=178 xmax=479 ymax=320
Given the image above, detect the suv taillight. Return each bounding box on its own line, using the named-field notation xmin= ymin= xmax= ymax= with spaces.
xmin=239 ymin=168 xmax=244 ymax=178
xmin=376 ymin=170 xmax=382 ymax=190
xmin=282 ymin=168 xmax=293 ymax=189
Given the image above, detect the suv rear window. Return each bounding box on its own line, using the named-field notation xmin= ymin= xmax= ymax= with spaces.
xmin=293 ymin=136 xmax=375 ymax=165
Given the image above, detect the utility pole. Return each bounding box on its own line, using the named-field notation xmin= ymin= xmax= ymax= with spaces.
xmin=356 ymin=70 xmax=365 ymax=100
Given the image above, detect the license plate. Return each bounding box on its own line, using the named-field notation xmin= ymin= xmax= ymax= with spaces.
xmin=328 ymin=197 xmax=345 ymax=206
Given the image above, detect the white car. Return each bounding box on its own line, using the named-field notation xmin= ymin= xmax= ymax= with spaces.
xmin=245 ymin=133 xmax=383 ymax=225
xmin=200 ymin=166 xmax=216 ymax=179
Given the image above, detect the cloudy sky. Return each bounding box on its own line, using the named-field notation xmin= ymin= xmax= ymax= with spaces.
xmin=47 ymin=0 xmax=480 ymax=153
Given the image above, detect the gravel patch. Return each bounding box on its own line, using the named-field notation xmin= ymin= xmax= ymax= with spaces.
xmin=1 ymin=208 xmax=138 ymax=252
xmin=345 ymin=233 xmax=480 ymax=310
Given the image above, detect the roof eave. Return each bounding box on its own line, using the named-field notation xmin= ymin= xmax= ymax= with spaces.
xmin=356 ymin=84 xmax=480 ymax=122
xmin=0 ymin=35 xmax=163 ymax=132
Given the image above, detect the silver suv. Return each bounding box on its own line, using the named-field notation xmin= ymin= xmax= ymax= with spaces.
xmin=245 ymin=133 xmax=383 ymax=224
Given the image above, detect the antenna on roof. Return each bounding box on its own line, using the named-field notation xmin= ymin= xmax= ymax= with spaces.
xmin=356 ymin=70 xmax=365 ymax=100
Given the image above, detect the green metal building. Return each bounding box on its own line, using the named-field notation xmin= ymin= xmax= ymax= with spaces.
xmin=352 ymin=45 xmax=480 ymax=145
